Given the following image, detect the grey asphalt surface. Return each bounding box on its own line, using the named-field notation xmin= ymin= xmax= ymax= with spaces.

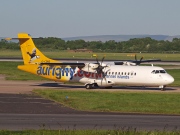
xmin=0 ymin=113 xmax=180 ymax=131
xmin=0 ymin=61 xmax=180 ymax=131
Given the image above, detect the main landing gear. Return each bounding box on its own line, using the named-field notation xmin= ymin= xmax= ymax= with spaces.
xmin=86 ymin=84 xmax=93 ymax=89
xmin=85 ymin=83 xmax=112 ymax=89
xmin=85 ymin=83 xmax=98 ymax=89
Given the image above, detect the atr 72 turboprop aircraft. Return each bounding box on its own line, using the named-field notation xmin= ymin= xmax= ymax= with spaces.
xmin=13 ymin=33 xmax=174 ymax=90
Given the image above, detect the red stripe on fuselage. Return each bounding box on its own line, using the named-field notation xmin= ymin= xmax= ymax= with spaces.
xmin=74 ymin=70 xmax=102 ymax=78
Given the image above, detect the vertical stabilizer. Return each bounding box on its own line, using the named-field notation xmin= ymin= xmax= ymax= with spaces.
xmin=18 ymin=33 xmax=57 ymax=65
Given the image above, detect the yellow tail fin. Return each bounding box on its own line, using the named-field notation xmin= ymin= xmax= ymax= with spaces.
xmin=18 ymin=33 xmax=57 ymax=65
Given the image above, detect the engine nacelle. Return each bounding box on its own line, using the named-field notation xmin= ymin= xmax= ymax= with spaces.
xmin=81 ymin=63 xmax=98 ymax=73
xmin=123 ymin=61 xmax=136 ymax=66
xmin=82 ymin=63 xmax=109 ymax=73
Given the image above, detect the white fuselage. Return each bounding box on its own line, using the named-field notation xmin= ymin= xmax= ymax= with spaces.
xmin=71 ymin=65 xmax=174 ymax=87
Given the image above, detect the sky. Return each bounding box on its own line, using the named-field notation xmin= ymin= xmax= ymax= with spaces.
xmin=1 ymin=0 xmax=180 ymax=38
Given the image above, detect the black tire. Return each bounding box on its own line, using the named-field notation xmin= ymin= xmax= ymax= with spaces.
xmin=160 ymin=85 xmax=166 ymax=91
xmin=86 ymin=84 xmax=92 ymax=89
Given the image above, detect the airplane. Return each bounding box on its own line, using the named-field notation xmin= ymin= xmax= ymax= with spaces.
xmin=10 ymin=33 xmax=174 ymax=90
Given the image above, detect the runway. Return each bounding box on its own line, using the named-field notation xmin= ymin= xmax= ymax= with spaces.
xmin=0 ymin=113 xmax=180 ymax=131
xmin=0 ymin=75 xmax=180 ymax=131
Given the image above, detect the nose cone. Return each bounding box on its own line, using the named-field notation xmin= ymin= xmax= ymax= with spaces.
xmin=166 ymin=75 xmax=174 ymax=84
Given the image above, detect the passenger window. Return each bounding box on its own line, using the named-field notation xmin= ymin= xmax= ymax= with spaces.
xmin=118 ymin=72 xmax=120 ymax=75
xmin=134 ymin=73 xmax=136 ymax=76
xmin=112 ymin=72 xmax=114 ymax=75
xmin=131 ymin=73 xmax=133 ymax=75
xmin=125 ymin=72 xmax=126 ymax=75
xmin=115 ymin=72 xmax=117 ymax=75
xmin=122 ymin=72 xmax=123 ymax=75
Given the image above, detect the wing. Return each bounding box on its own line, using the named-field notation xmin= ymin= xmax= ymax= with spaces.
xmin=40 ymin=62 xmax=85 ymax=69
xmin=114 ymin=59 xmax=161 ymax=65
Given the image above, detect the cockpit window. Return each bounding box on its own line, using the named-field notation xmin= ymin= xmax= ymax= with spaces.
xmin=155 ymin=70 xmax=159 ymax=74
xmin=160 ymin=70 xmax=166 ymax=73
xmin=151 ymin=70 xmax=155 ymax=74
xmin=151 ymin=70 xmax=166 ymax=74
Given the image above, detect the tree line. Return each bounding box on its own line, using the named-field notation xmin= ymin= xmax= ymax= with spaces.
xmin=1 ymin=37 xmax=180 ymax=53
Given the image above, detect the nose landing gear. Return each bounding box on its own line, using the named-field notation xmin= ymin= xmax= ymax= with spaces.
xmin=159 ymin=85 xmax=166 ymax=91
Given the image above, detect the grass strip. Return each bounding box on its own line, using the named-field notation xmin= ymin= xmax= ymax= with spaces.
xmin=0 ymin=129 xmax=179 ymax=135
xmin=0 ymin=61 xmax=47 ymax=81
xmin=34 ymin=90 xmax=180 ymax=115
xmin=0 ymin=49 xmax=180 ymax=61
xmin=167 ymin=69 xmax=180 ymax=86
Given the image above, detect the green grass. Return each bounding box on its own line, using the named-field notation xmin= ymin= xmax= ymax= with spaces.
xmin=166 ymin=69 xmax=180 ymax=86
xmin=0 ymin=61 xmax=47 ymax=81
xmin=0 ymin=49 xmax=180 ymax=60
xmin=0 ymin=129 xmax=179 ymax=135
xmin=34 ymin=90 xmax=180 ymax=115
xmin=0 ymin=50 xmax=21 ymax=58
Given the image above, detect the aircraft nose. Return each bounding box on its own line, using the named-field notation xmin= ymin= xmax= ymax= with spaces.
xmin=166 ymin=75 xmax=174 ymax=84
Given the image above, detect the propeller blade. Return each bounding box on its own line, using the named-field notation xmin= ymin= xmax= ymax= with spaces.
xmin=101 ymin=72 xmax=107 ymax=86
xmin=101 ymin=55 xmax=106 ymax=66
xmin=135 ymin=54 xmax=137 ymax=61
xmin=136 ymin=57 xmax=143 ymax=65
xmin=96 ymin=56 xmax=100 ymax=65
xmin=103 ymin=73 xmax=106 ymax=80
xmin=134 ymin=55 xmax=143 ymax=65
xmin=140 ymin=57 xmax=143 ymax=62
xmin=88 ymin=63 xmax=90 ymax=71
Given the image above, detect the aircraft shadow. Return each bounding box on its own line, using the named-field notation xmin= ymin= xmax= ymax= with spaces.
xmin=31 ymin=82 xmax=177 ymax=91
xmin=112 ymin=86 xmax=177 ymax=91
xmin=31 ymin=82 xmax=84 ymax=88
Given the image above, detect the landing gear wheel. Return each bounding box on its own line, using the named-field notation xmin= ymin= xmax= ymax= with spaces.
xmin=86 ymin=84 xmax=92 ymax=89
xmin=160 ymin=85 xmax=166 ymax=91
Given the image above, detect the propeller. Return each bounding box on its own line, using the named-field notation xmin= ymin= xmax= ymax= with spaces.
xmin=134 ymin=54 xmax=143 ymax=65
xmin=95 ymin=55 xmax=106 ymax=74
xmin=93 ymin=55 xmax=108 ymax=79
